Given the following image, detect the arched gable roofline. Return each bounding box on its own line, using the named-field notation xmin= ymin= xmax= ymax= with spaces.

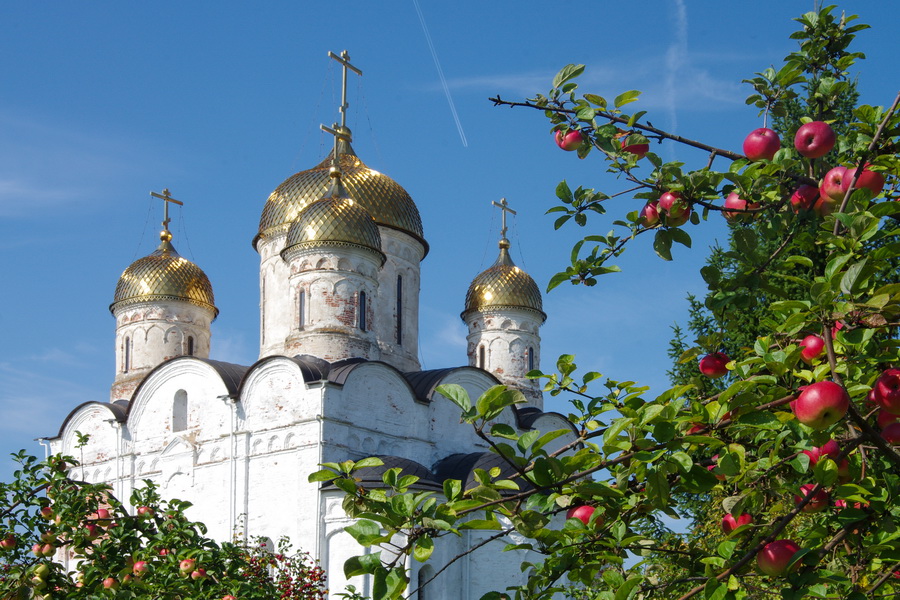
xmin=403 ymin=366 xmax=501 ymax=404
xmin=235 ymin=354 xmax=332 ymax=398
xmin=126 ymin=356 xmax=249 ymax=414
xmin=124 ymin=357 xmax=247 ymax=427
xmin=516 ymin=407 xmax=580 ymax=436
xmin=326 ymin=358 xmax=419 ymax=401
xmin=46 ymin=401 xmax=127 ymax=441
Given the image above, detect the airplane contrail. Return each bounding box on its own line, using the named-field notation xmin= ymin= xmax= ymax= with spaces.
xmin=413 ymin=0 xmax=468 ymax=147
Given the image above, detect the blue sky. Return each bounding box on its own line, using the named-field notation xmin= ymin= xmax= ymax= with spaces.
xmin=1 ymin=1 xmax=897 ymax=480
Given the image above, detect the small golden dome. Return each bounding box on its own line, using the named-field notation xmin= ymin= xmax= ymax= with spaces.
xmin=283 ymin=176 xmax=384 ymax=262
xmin=462 ymin=241 xmax=545 ymax=321
xmin=256 ymin=139 xmax=426 ymax=254
xmin=110 ymin=231 xmax=218 ymax=317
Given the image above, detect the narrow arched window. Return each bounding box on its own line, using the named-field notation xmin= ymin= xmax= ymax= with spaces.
xmin=173 ymin=390 xmax=188 ymax=432
xmin=124 ymin=337 xmax=131 ymax=373
xmin=418 ymin=565 xmax=435 ymax=600
xmin=478 ymin=345 xmax=486 ymax=369
xmin=396 ymin=275 xmax=403 ymax=345
xmin=359 ymin=291 xmax=367 ymax=331
xmin=528 ymin=347 xmax=535 ymax=371
xmin=187 ymin=336 xmax=195 ymax=356
xmin=298 ymin=289 xmax=306 ymax=328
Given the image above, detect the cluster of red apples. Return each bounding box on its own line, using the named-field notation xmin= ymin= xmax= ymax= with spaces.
xmin=696 ymin=338 xmax=900 ymax=576
xmin=556 ymin=119 xmax=888 ymax=228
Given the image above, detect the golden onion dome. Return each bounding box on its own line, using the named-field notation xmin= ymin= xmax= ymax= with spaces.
xmin=110 ymin=231 xmax=218 ymax=318
xmin=283 ymin=174 xmax=385 ymax=263
xmin=255 ymin=135 xmax=426 ymax=255
xmin=462 ymin=239 xmax=546 ymax=321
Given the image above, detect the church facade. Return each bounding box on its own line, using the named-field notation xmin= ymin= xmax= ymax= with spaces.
xmin=48 ymin=54 xmax=573 ymax=599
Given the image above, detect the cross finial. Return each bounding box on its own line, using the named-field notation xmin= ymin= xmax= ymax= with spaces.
xmin=320 ymin=122 xmax=351 ymax=173
xmin=491 ymin=198 xmax=517 ymax=241
xmin=150 ymin=188 xmax=184 ymax=234
xmin=328 ymin=50 xmax=363 ymax=130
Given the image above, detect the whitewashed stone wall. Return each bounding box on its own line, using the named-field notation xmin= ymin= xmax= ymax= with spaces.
xmin=464 ymin=307 xmax=544 ymax=409
xmin=111 ymin=300 xmax=214 ymax=401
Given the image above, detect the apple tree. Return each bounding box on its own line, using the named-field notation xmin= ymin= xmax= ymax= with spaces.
xmin=313 ymin=6 xmax=900 ymax=600
xmin=0 ymin=449 xmax=327 ymax=600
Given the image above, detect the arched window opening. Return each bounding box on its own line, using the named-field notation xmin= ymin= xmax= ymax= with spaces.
xmin=187 ymin=336 xmax=195 ymax=356
xmin=396 ymin=275 xmax=403 ymax=345
xmin=358 ymin=292 xmax=367 ymax=331
xmin=528 ymin=347 xmax=535 ymax=371
xmin=478 ymin=345 xmax=486 ymax=369
xmin=124 ymin=337 xmax=131 ymax=373
xmin=417 ymin=565 xmax=435 ymax=600
xmin=298 ymin=289 xmax=306 ymax=328
xmin=173 ymin=390 xmax=188 ymax=432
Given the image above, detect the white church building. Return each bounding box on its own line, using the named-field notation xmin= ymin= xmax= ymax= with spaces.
xmin=47 ymin=52 xmax=574 ymax=599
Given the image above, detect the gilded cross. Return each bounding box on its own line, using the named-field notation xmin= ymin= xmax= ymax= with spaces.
xmin=328 ymin=50 xmax=362 ymax=130
xmin=321 ymin=122 xmax=351 ymax=170
xmin=150 ymin=189 xmax=184 ymax=232
xmin=491 ymin=198 xmax=517 ymax=240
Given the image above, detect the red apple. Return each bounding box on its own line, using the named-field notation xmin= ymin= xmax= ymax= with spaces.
xmin=191 ymin=568 xmax=208 ymax=581
xmin=658 ymin=191 xmax=691 ymax=227
xmin=84 ymin=524 xmax=101 ymax=540
xmin=790 ymin=184 xmax=819 ymax=213
xmin=32 ymin=543 xmax=43 ymax=557
xmin=757 ymin=539 xmax=801 ymax=577
xmin=133 ymin=561 xmax=150 ymax=576
xmin=794 ymin=121 xmax=835 ymax=158
xmin=878 ymin=410 xmax=900 ymax=429
xmin=743 ymin=128 xmax=781 ymax=161
xmin=799 ymin=334 xmax=825 ymax=365
xmin=621 ymin=137 xmax=649 ymax=158
xmin=555 ymin=130 xmax=583 ymax=151
xmin=699 ymin=353 xmax=729 ymax=379
xmin=794 ymin=484 xmax=829 ymax=512
xmin=137 ymin=506 xmax=154 ymax=519
xmin=103 ymin=577 xmax=119 ymax=590
xmin=566 ymin=505 xmax=598 ymax=526
xmin=820 ymin=166 xmax=848 ymax=202
xmin=639 ymin=201 xmax=660 ymax=227
xmin=802 ymin=439 xmax=839 ymax=465
xmin=873 ymin=369 xmax=900 ymax=414
xmin=881 ymin=422 xmax=900 ymax=444
xmin=721 ymin=512 xmax=752 ymax=535
xmin=96 ymin=508 xmax=111 ymax=522
xmin=790 ymin=381 xmax=850 ymax=430
xmin=722 ymin=191 xmax=759 ymax=222
xmin=706 ymin=454 xmax=726 ymax=481
xmin=223 ymin=596 xmax=237 ymax=600
xmin=39 ymin=506 xmax=53 ymax=520
xmin=0 ymin=534 xmax=15 ymax=550
xmin=847 ymin=164 xmax=886 ymax=196
xmin=179 ymin=558 xmax=196 ymax=574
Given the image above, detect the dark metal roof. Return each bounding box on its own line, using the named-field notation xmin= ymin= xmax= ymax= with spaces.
xmin=323 ymin=455 xmax=443 ymax=491
xmin=195 ymin=358 xmax=250 ymax=395
xmin=47 ymin=401 xmax=128 ymax=441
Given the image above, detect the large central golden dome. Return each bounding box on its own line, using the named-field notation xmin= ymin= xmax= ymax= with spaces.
xmin=462 ymin=240 xmax=545 ymax=321
xmin=110 ymin=231 xmax=218 ymax=317
xmin=255 ymin=139 xmax=426 ymax=253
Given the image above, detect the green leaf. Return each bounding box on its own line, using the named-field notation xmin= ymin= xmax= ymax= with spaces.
xmin=413 ymin=535 xmax=434 ymax=562
xmin=354 ymin=457 xmax=385 ymax=469
xmin=443 ymin=478 xmax=462 ymax=501
xmin=614 ymin=576 xmax=643 ymax=600
xmin=552 ymin=64 xmax=585 ymax=89
xmin=669 ymin=227 xmax=692 ymax=249
xmin=345 ymin=519 xmax=386 ymax=546
xmin=653 ymin=229 xmax=673 ymax=261
xmin=556 ymin=180 xmax=573 ymax=203
xmin=436 ymin=384 xmax=471 ymax=413
xmin=840 ymin=257 xmax=868 ymax=295
xmin=476 ymin=386 xmax=526 ymax=420
xmin=308 ymin=469 xmax=338 ymax=483
xmin=614 ymin=90 xmax=641 ymax=108
xmin=344 ymin=551 xmax=383 ymax=577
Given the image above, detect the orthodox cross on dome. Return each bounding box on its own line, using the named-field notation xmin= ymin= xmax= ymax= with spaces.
xmin=150 ymin=188 xmax=184 ymax=233
xmin=321 ymin=122 xmax=351 ymax=173
xmin=328 ymin=50 xmax=362 ymax=131
xmin=491 ymin=197 xmax=517 ymax=241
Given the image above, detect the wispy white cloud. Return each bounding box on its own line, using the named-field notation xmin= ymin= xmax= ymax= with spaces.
xmin=0 ymin=362 xmax=100 ymax=436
